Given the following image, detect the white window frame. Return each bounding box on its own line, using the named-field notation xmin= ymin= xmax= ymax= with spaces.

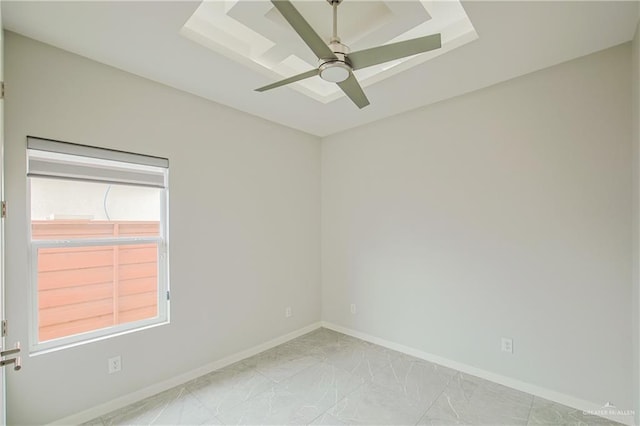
xmin=27 ymin=137 xmax=170 ymax=354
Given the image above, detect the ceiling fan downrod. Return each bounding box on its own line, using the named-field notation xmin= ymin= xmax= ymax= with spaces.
xmin=329 ymin=0 xmax=341 ymax=43
xmin=319 ymin=0 xmax=351 ymax=83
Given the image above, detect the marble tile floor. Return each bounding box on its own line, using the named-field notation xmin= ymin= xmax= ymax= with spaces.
xmin=85 ymin=328 xmax=623 ymax=426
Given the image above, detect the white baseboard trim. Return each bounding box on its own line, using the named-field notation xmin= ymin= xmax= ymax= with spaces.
xmin=321 ymin=321 xmax=635 ymax=426
xmin=49 ymin=322 xmax=322 ymax=426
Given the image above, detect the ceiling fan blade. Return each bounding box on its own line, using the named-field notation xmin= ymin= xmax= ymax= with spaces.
xmin=255 ymin=69 xmax=319 ymax=92
xmin=337 ymin=73 xmax=370 ymax=109
xmin=348 ymin=33 xmax=442 ymax=70
xmin=271 ymin=0 xmax=337 ymax=61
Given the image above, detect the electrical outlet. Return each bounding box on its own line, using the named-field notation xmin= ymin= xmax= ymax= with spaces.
xmin=108 ymin=355 xmax=122 ymax=374
xmin=501 ymin=338 xmax=513 ymax=354
xmin=285 ymin=307 xmax=292 ymax=318
xmin=350 ymin=303 xmax=357 ymax=314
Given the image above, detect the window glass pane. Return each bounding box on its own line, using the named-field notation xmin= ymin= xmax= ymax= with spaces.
xmin=31 ymin=177 xmax=161 ymax=239
xmin=37 ymin=243 xmax=159 ymax=342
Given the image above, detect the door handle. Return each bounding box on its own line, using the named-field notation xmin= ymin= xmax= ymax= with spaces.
xmin=0 ymin=356 xmax=21 ymax=371
xmin=1 ymin=342 xmax=21 ymax=371
xmin=1 ymin=342 xmax=20 ymax=357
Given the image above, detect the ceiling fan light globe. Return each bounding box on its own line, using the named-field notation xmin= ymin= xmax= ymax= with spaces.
xmin=319 ymin=61 xmax=350 ymax=83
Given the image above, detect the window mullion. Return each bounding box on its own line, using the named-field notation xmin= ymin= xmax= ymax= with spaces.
xmin=31 ymin=236 xmax=163 ymax=249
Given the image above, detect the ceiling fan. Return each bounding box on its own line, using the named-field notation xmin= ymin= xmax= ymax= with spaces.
xmin=256 ymin=0 xmax=442 ymax=109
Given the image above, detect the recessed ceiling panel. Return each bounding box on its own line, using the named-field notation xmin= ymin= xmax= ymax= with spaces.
xmin=181 ymin=0 xmax=478 ymax=103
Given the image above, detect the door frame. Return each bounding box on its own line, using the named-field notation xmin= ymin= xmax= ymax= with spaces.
xmin=0 ymin=2 xmax=7 ymax=423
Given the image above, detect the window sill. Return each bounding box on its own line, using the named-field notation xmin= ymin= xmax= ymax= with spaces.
xmin=30 ymin=320 xmax=170 ymax=357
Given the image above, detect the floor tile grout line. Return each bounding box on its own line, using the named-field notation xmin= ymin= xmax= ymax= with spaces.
xmin=207 ymin=364 xmax=279 ymax=422
xmin=178 ymin=385 xmax=221 ymax=421
xmin=237 ymin=337 xmax=365 ymax=425
xmin=525 ymin=394 xmax=536 ymax=426
xmin=211 ymin=351 xmax=328 ymax=421
xmin=412 ymin=370 xmax=456 ymax=426
xmin=305 ymin=374 xmax=370 ymax=426
xmin=263 ymin=353 xmax=325 ymax=382
xmin=287 ymin=334 xmax=377 ymax=425
xmin=353 ymin=353 xmax=453 ymax=413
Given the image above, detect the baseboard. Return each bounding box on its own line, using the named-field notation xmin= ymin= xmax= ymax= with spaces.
xmin=321 ymin=321 xmax=635 ymax=426
xmin=50 ymin=320 xmax=634 ymax=426
xmin=49 ymin=322 xmax=322 ymax=426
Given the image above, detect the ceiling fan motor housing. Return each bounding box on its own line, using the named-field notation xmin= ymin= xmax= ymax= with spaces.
xmin=319 ymin=41 xmax=352 ymax=83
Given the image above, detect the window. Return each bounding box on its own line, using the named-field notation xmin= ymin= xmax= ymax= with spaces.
xmin=27 ymin=137 xmax=169 ymax=352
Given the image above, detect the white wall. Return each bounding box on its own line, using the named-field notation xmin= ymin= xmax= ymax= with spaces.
xmin=4 ymin=32 xmax=321 ymax=425
xmin=322 ymin=44 xmax=633 ymax=410
xmin=632 ymin=6 xmax=640 ymax=424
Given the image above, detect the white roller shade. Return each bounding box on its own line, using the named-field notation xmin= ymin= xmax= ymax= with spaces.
xmin=27 ymin=137 xmax=168 ymax=188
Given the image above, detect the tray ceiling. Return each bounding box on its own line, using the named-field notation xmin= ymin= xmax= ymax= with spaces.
xmin=2 ymin=1 xmax=638 ymax=137
xmin=181 ymin=0 xmax=477 ymax=103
